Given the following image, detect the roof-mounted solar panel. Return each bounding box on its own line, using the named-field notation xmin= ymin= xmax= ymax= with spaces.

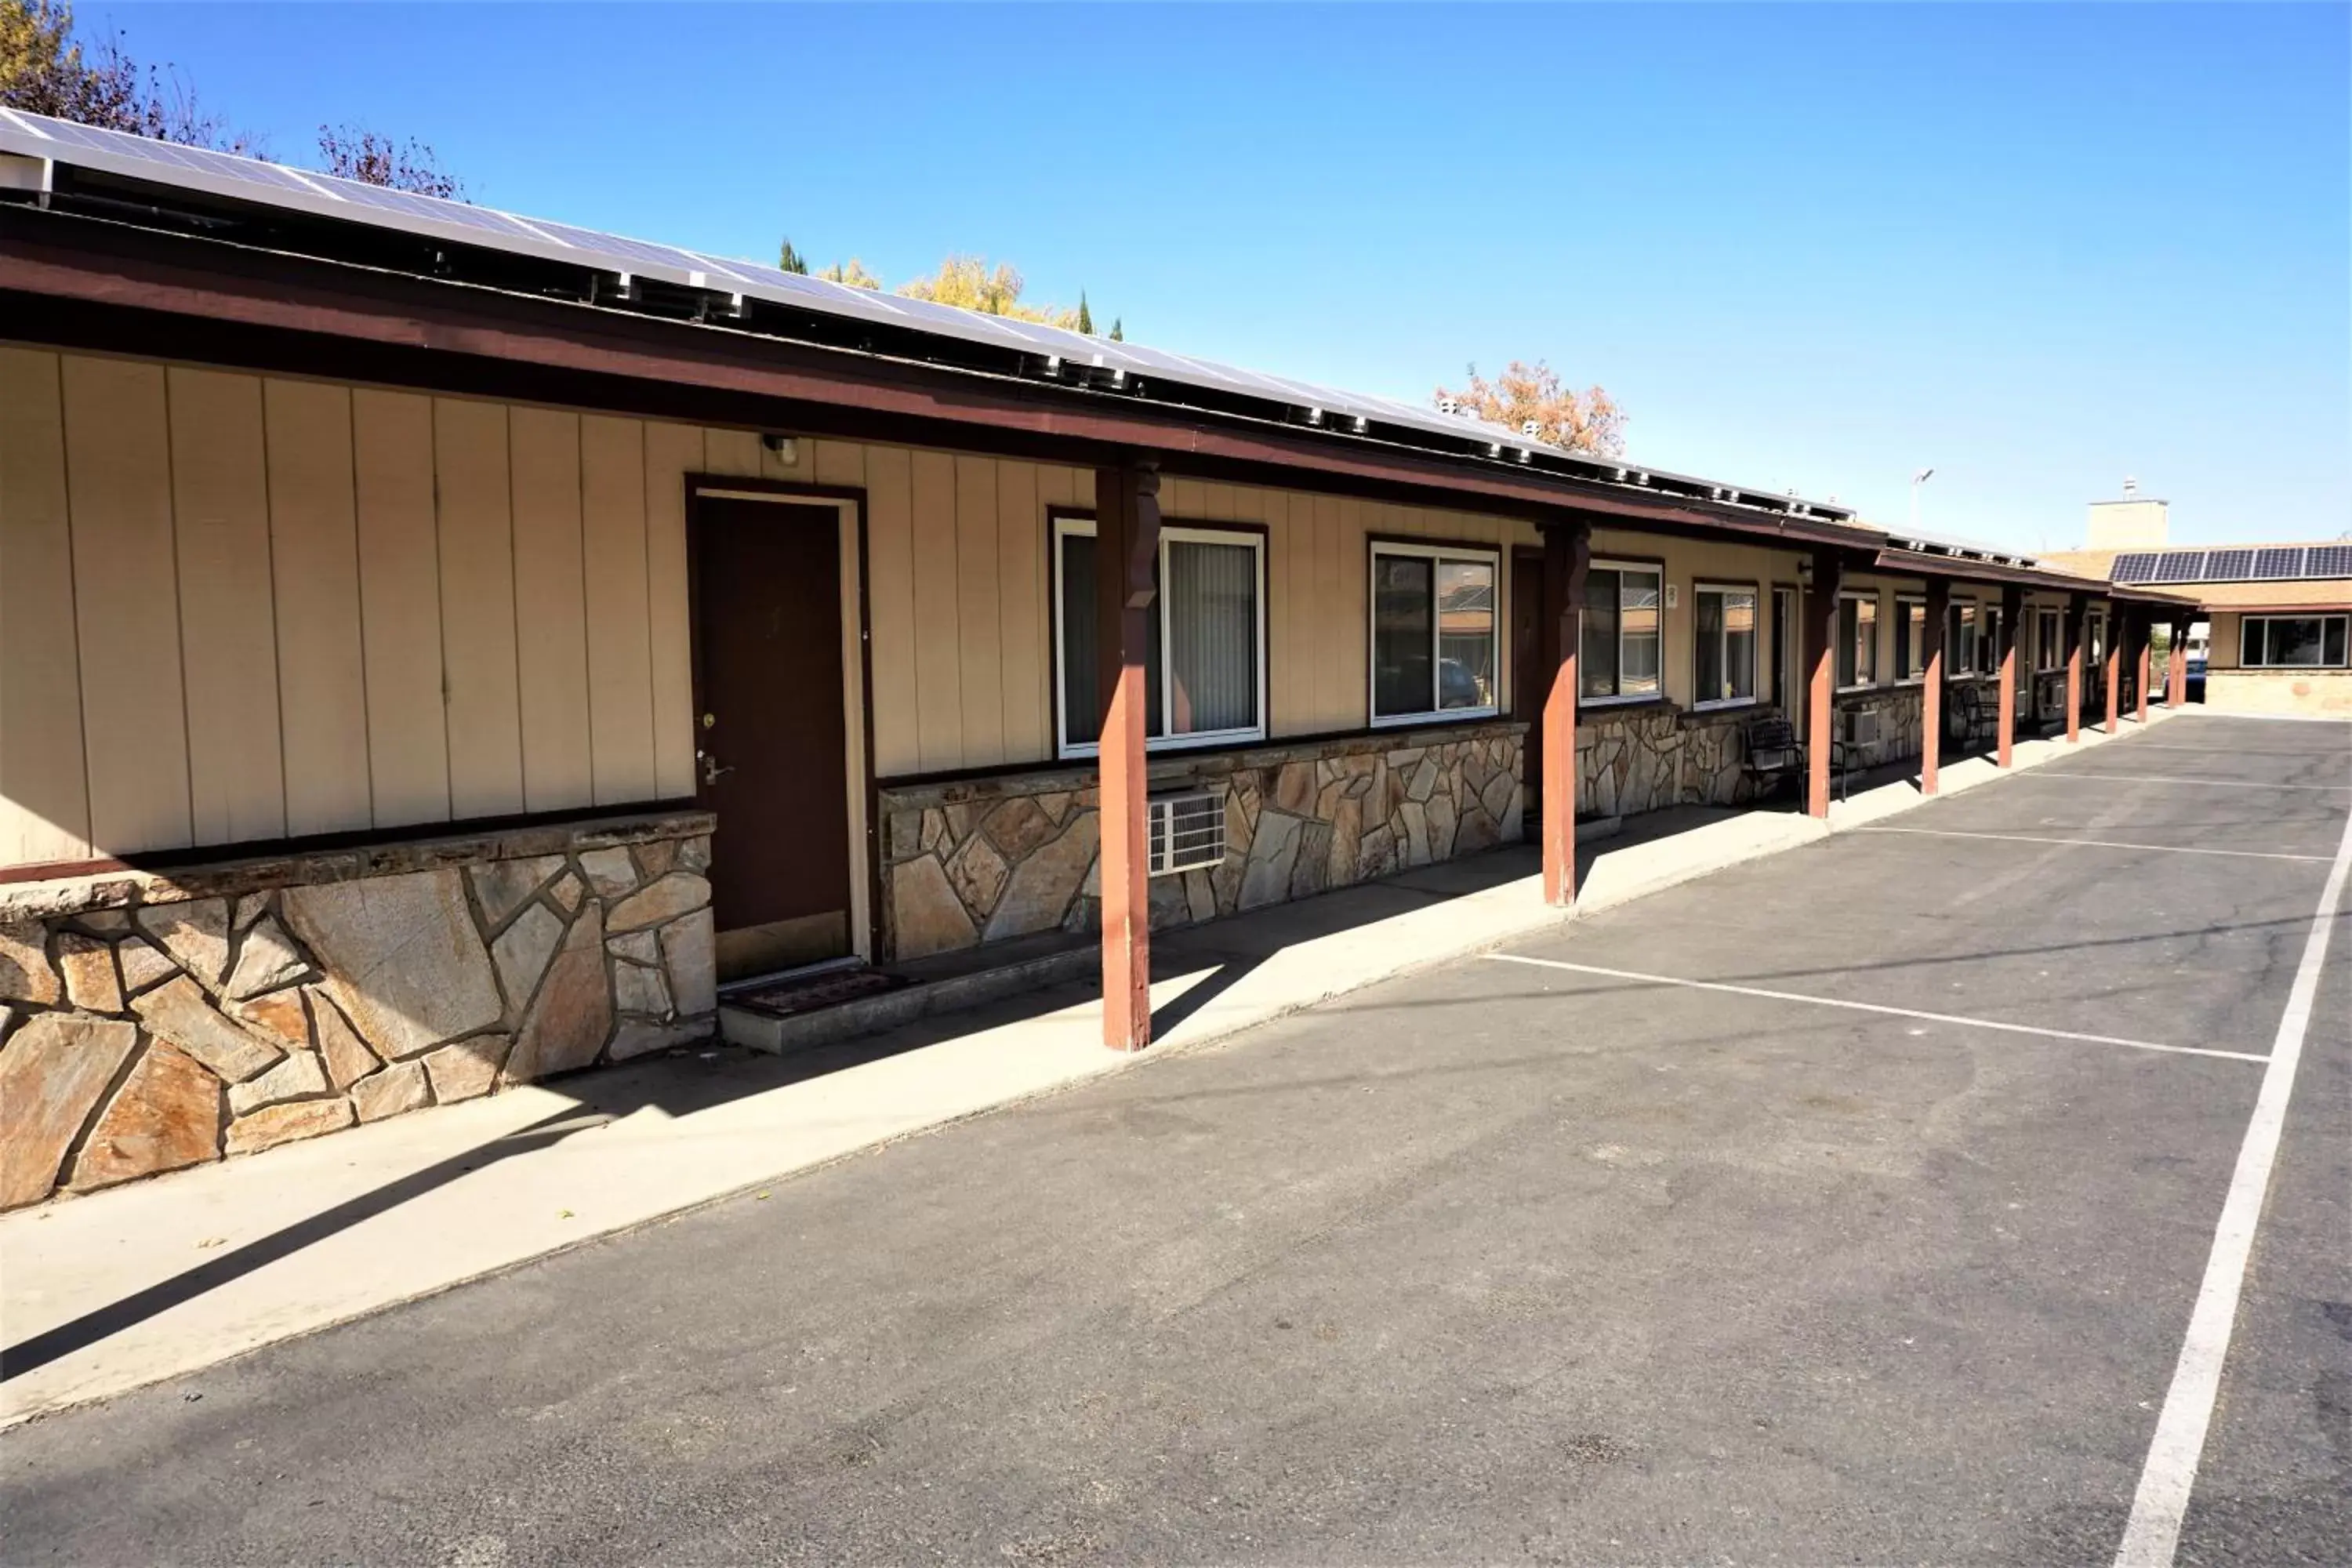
xmin=2301 ymin=544 xmax=2352 ymax=579
xmin=2110 ymin=552 xmax=2160 ymax=583
xmin=2251 ymin=547 xmax=2305 ymax=580
xmin=0 ymin=106 xmax=1869 ymax=521
xmin=2201 ymin=548 xmax=2254 ymax=582
xmin=2150 ymin=550 xmax=2207 ymax=582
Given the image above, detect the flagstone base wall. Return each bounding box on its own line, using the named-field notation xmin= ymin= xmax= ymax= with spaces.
xmin=0 ymin=811 xmax=716 ymax=1210
xmin=877 ymin=721 xmax=1526 ymax=962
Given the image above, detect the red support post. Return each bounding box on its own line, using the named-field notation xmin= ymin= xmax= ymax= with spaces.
xmin=1997 ymin=584 xmax=2024 ymax=767
xmin=1094 ymin=460 xmax=1160 ymax=1052
xmin=1804 ymin=549 xmax=1845 ymax=818
xmin=2103 ymin=601 xmax=2123 ymax=735
xmin=1540 ymin=521 xmax=1590 ymax=907
xmin=1922 ymin=579 xmax=1950 ymax=795
xmin=2136 ymin=608 xmax=2152 ymax=724
xmin=2064 ymin=595 xmax=2085 ymax=743
xmin=2169 ymin=617 xmax=2190 ymax=705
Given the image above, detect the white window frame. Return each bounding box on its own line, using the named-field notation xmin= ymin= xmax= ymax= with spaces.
xmin=1367 ymin=540 xmax=1503 ymax=727
xmin=1581 ymin=557 xmax=1667 ymax=707
xmin=1837 ymin=590 xmax=1880 ymax=691
xmin=2238 ymin=612 xmax=2350 ymax=670
xmin=1051 ymin=514 xmax=1269 ymax=760
xmin=2035 ymin=607 xmax=2063 ymax=672
xmin=1980 ymin=605 xmax=2005 ymax=675
xmin=1691 ymin=581 xmax=1761 ymax=711
xmin=1894 ymin=595 xmax=1929 ymax=684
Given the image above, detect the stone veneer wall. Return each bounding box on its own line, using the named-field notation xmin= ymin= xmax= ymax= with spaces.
xmin=0 ymin=812 xmax=717 ymax=1210
xmin=878 ymin=722 xmax=1526 ymax=961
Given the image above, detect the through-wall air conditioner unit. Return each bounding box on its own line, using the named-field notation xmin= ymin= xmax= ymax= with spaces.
xmin=1147 ymin=790 xmax=1227 ymax=877
xmin=1844 ymin=708 xmax=1882 ymax=749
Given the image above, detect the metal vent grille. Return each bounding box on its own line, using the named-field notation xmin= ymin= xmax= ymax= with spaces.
xmin=1147 ymin=790 xmax=1227 ymax=877
xmin=1843 ymin=708 xmax=1882 ymax=748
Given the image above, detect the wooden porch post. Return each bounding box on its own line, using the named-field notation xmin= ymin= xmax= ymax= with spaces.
xmin=2169 ymin=615 xmax=2190 ymax=704
xmin=1804 ymin=549 xmax=1844 ymax=818
xmin=2135 ymin=607 xmax=2152 ymax=723
xmin=1094 ymin=459 xmax=1160 ymax=1052
xmin=1997 ymin=584 xmax=2024 ymax=768
xmin=2103 ymin=599 xmax=2123 ymax=735
xmin=1540 ymin=521 xmax=1590 ymax=907
xmin=2064 ymin=594 xmax=2085 ymax=743
xmin=1921 ymin=578 xmax=1950 ymax=795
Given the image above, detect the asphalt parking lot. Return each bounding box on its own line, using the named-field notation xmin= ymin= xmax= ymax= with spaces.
xmin=3 ymin=713 xmax=2346 ymax=1566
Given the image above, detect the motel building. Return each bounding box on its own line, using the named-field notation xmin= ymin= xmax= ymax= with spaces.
xmin=2044 ymin=484 xmax=2352 ymax=719
xmin=0 ymin=112 xmax=2196 ymax=1207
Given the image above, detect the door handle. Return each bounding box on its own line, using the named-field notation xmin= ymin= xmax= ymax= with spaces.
xmin=700 ymin=752 xmax=735 ymax=786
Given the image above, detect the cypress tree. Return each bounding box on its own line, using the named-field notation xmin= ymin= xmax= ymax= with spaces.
xmin=1076 ymin=291 xmax=1094 ymax=334
xmin=778 ymin=238 xmax=808 ymax=274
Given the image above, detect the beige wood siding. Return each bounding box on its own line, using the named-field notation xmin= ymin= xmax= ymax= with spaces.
xmin=13 ymin=346 xmax=1860 ymax=872
xmin=0 ymin=347 xmax=93 ymax=866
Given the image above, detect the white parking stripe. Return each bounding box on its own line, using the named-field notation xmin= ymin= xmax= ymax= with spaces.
xmin=2112 ymin=797 xmax=2352 ymax=1566
xmin=1481 ymin=953 xmax=2268 ymax=1064
xmin=2020 ymin=773 xmax=2350 ymax=793
xmin=1853 ymin=827 xmax=2334 ymax=864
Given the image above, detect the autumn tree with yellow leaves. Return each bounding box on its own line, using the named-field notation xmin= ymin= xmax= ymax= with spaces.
xmin=1435 ymin=359 xmax=1626 ymax=458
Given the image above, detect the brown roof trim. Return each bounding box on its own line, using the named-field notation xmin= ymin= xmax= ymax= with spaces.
xmin=1870 ymin=549 xmax=2197 ymax=606
xmin=0 ymin=209 xmax=1876 ymax=552
xmin=2199 ymin=601 xmax=2352 ymax=615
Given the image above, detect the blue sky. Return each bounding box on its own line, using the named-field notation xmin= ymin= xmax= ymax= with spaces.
xmin=88 ymin=2 xmax=2350 ymax=552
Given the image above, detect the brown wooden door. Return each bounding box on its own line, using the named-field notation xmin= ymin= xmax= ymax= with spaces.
xmin=694 ymin=499 xmax=853 ymax=980
xmin=1510 ymin=549 xmax=1545 ymax=807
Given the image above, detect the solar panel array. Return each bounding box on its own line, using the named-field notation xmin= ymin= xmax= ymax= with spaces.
xmin=2109 ymin=545 xmax=2352 ymax=585
xmin=2 ymin=107 xmax=1662 ymax=481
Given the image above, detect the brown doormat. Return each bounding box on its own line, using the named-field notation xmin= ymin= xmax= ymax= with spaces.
xmin=731 ymin=967 xmax=907 ymax=1018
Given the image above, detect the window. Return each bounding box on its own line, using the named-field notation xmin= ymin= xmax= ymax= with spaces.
xmin=1980 ymin=607 xmax=2005 ymax=673
xmin=1836 ymin=593 xmax=1879 ymax=688
xmin=2089 ymin=614 xmax=2107 ymax=666
xmin=1693 ymin=584 xmax=1758 ymax=707
xmin=1946 ymin=602 xmax=1979 ymax=676
xmin=1896 ymin=597 xmax=1928 ymax=681
xmin=1054 ymin=516 xmax=1265 ymax=757
xmin=1370 ymin=543 xmax=1500 ymax=723
xmin=2036 ymin=608 xmax=2063 ymax=672
xmin=1581 ymin=561 xmax=1664 ymax=703
xmin=2239 ymin=614 xmax=2350 ymax=669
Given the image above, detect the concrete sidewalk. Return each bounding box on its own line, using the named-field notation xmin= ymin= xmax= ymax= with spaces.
xmin=0 ymin=706 xmax=2178 ymax=1424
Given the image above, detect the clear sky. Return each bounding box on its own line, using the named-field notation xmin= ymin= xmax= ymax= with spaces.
xmin=85 ymin=2 xmax=2350 ymax=553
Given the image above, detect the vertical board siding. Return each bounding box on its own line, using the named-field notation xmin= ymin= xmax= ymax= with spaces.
xmin=168 ymin=368 xmax=285 ymax=845
xmin=579 ymin=413 xmax=657 ymax=806
xmin=643 ymin=421 xmax=699 ymax=800
xmin=263 ymin=378 xmax=372 ymax=836
xmin=507 ymin=405 xmax=595 ymax=812
xmin=351 ymin=388 xmax=452 ymax=826
xmin=862 ymin=445 xmax=919 ymax=778
xmin=0 ymin=347 xmax=93 ymax=866
xmin=953 ymin=456 xmax=1004 ymax=768
xmin=995 ymin=461 xmax=1044 ymax=761
xmin=432 ymin=397 xmax=525 ymax=819
xmin=5 ymin=352 xmax=1589 ymax=873
xmin=909 ymin=449 xmax=963 ymax=770
xmin=60 ymin=355 xmax=191 ymax=854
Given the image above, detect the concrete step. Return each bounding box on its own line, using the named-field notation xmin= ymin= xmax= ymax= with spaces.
xmin=719 ymin=940 xmax=1098 ymax=1054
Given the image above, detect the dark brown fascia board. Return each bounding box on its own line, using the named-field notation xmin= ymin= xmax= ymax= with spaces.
xmin=0 ymin=207 xmax=1878 ymax=554
xmin=1871 ymin=550 xmax=2197 ymax=607
xmin=2198 ymin=600 xmax=2352 ymax=615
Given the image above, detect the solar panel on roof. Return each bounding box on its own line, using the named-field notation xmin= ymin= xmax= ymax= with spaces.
xmin=2111 ymin=552 xmax=2160 ymax=583
xmin=0 ymin=107 xmax=1862 ymax=519
xmin=2251 ymin=547 xmax=2306 ymax=580
xmin=2202 ymin=548 xmax=2254 ymax=581
xmin=2303 ymin=545 xmax=2352 ymax=579
xmin=2150 ymin=550 xmax=2207 ymax=582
